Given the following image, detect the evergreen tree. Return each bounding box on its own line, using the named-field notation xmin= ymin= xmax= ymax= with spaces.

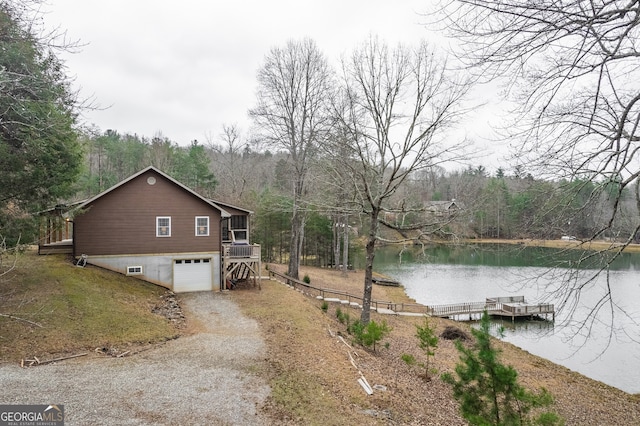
xmin=0 ymin=2 xmax=83 ymax=244
xmin=415 ymin=317 xmax=438 ymax=381
xmin=172 ymin=140 xmax=217 ymax=197
xmin=0 ymin=3 xmax=82 ymax=208
xmin=442 ymin=311 xmax=562 ymax=426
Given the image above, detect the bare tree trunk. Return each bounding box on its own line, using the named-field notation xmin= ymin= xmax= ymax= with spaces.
xmin=298 ymin=216 xmax=306 ymax=267
xmin=341 ymin=214 xmax=349 ymax=277
xmin=288 ymin=206 xmax=302 ymax=279
xmin=361 ymin=209 xmax=379 ymax=325
xmin=333 ymin=216 xmax=340 ymax=270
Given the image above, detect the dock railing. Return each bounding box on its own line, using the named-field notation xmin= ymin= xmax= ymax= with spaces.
xmin=427 ymin=301 xmax=493 ymax=317
xmin=487 ymin=296 xmax=525 ymax=304
xmin=501 ymin=303 xmax=555 ymax=315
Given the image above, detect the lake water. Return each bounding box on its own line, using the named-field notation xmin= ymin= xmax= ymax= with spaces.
xmin=362 ymin=244 xmax=640 ymax=394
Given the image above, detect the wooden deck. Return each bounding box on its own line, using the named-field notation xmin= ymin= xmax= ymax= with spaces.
xmin=222 ymin=243 xmax=261 ymax=289
xmin=428 ymin=296 xmax=555 ymax=321
xmin=38 ymin=239 xmax=73 ymax=255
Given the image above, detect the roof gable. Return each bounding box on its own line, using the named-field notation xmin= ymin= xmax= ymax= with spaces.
xmin=78 ymin=166 xmax=230 ymax=217
xmin=425 ymin=200 xmax=463 ymax=212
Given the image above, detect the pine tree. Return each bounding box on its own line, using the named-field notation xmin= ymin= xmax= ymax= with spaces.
xmin=442 ymin=311 xmax=562 ymax=425
xmin=415 ymin=317 xmax=438 ymax=381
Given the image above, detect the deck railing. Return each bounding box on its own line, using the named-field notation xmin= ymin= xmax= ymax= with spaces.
xmin=223 ymin=244 xmax=261 ymax=259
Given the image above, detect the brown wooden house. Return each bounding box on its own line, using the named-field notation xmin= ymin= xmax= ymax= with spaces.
xmin=38 ymin=166 xmax=260 ymax=292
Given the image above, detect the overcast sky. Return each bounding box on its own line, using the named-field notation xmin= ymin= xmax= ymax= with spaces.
xmin=44 ymin=0 xmax=503 ymax=167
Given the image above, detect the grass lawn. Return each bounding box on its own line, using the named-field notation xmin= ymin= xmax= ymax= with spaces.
xmin=0 ymin=250 xmax=179 ymax=363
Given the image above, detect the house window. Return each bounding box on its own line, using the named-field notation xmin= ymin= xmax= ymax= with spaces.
xmin=156 ymin=216 xmax=171 ymax=237
xmin=127 ymin=266 xmax=143 ymax=275
xmin=231 ymin=215 xmax=247 ymax=230
xmin=231 ymin=230 xmax=247 ymax=241
xmin=195 ymin=216 xmax=209 ymax=236
xmin=223 ymin=215 xmax=248 ymax=242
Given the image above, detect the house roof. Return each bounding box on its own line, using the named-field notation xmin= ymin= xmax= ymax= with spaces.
xmin=211 ymin=200 xmax=253 ymax=215
xmin=36 ymin=200 xmax=85 ymax=216
xmin=76 ymin=166 xmax=232 ymax=218
xmin=425 ymin=200 xmax=463 ymax=211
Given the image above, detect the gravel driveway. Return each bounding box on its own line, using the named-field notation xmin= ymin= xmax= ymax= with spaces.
xmin=0 ymin=292 xmax=270 ymax=425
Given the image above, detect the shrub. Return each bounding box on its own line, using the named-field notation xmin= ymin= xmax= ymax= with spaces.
xmin=401 ymin=353 xmax=416 ymax=366
xmin=320 ymin=301 xmax=328 ymax=313
xmin=348 ymin=319 xmax=364 ymax=337
xmin=302 ymin=274 xmax=311 ymax=284
xmin=336 ymin=307 xmax=350 ymax=327
xmin=350 ymin=319 xmax=390 ymax=352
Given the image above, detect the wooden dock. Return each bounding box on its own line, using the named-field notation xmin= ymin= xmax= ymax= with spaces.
xmin=427 ymin=296 xmax=555 ymax=322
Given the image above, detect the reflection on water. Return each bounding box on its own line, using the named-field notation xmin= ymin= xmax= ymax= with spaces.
xmin=492 ymin=318 xmax=555 ymax=334
xmin=368 ymin=244 xmax=640 ymax=394
xmin=466 ymin=317 xmax=555 ymax=339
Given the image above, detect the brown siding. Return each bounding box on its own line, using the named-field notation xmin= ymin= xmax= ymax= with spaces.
xmin=74 ymin=170 xmax=222 ymax=256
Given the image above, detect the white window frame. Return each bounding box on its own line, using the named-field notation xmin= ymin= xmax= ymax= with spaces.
xmin=156 ymin=216 xmax=171 ymax=237
xmin=126 ymin=266 xmax=143 ymax=275
xmin=195 ymin=216 xmax=209 ymax=236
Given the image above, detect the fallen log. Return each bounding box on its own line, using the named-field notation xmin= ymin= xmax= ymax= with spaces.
xmin=0 ymin=313 xmax=43 ymax=328
xmin=21 ymin=352 xmax=88 ymax=367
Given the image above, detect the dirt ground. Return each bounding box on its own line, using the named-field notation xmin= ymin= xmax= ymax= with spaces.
xmin=232 ymin=264 xmax=640 ymax=425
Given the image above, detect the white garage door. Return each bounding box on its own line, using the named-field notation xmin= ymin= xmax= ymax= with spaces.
xmin=173 ymin=258 xmax=212 ymax=292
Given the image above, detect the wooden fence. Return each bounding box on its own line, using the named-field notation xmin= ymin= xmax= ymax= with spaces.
xmin=267 ymin=269 xmax=428 ymax=315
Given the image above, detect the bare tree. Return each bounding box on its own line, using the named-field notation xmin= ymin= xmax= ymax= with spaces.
xmin=437 ymin=0 xmax=640 ymax=342
xmin=207 ymin=124 xmax=254 ymax=202
xmin=250 ymin=38 xmax=334 ymax=279
xmin=333 ymin=37 xmax=471 ymax=324
xmin=146 ymin=133 xmax=177 ymax=172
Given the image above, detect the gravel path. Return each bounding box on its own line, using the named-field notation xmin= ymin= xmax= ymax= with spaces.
xmin=0 ymin=292 xmax=270 ymax=425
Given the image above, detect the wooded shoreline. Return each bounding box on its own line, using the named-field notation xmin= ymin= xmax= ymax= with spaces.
xmin=461 ymin=238 xmax=640 ymax=252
